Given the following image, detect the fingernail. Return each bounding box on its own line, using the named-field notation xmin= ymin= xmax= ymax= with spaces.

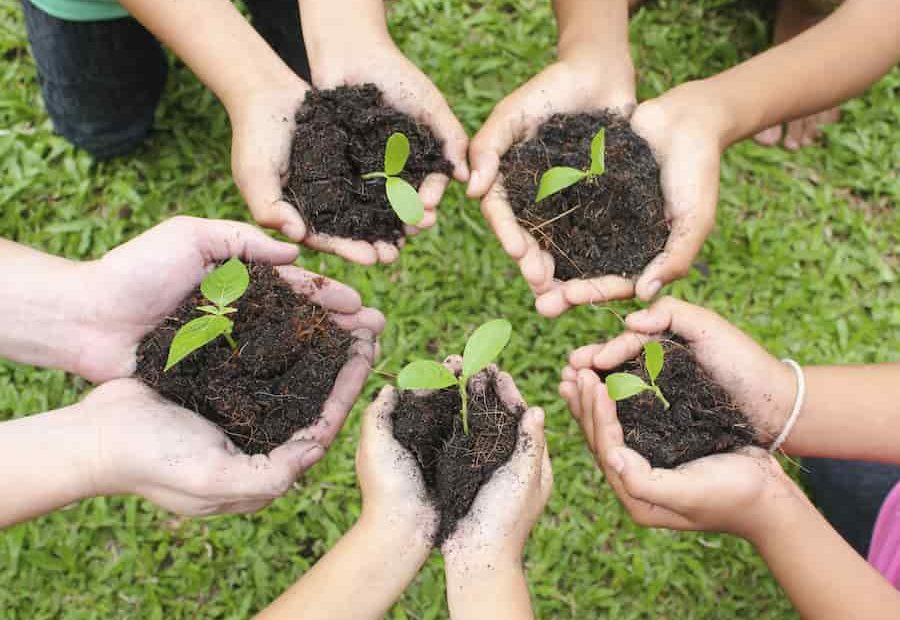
xmin=645 ymin=280 xmax=662 ymax=298
xmin=300 ymin=445 xmax=325 ymax=469
xmin=607 ymin=449 xmax=625 ymax=474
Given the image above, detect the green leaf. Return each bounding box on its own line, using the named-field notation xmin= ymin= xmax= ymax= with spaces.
xmin=535 ymin=167 xmax=587 ymax=202
xmin=397 ymin=360 xmax=458 ymax=390
xmin=590 ymin=127 xmax=606 ymax=175
xmin=606 ymin=372 xmax=650 ymax=401
xmin=197 ymin=305 xmax=219 ymax=315
xmin=165 ymin=315 xmax=232 ymax=371
xmin=643 ymin=340 xmax=664 ymax=383
xmin=384 ymin=132 xmax=410 ymax=176
xmin=385 ymin=177 xmax=425 ymax=225
xmin=201 ymin=257 xmax=249 ymax=307
xmin=462 ymin=318 xmax=512 ymax=379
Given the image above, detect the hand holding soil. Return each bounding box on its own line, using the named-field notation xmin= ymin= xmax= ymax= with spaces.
xmin=562 ymin=297 xmax=799 ymax=457
xmin=79 ymin=378 xmax=325 ymax=517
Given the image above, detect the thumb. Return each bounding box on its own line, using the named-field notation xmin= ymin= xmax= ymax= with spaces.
xmin=634 ymin=212 xmax=710 ymax=300
xmin=361 ymin=385 xmax=399 ymax=447
xmin=505 ymin=406 xmax=547 ymax=480
xmin=187 ymin=217 xmax=299 ymax=266
xmin=264 ymin=440 xmax=325 ymax=491
xmin=625 ymin=296 xmax=723 ymax=344
xmin=468 ymin=103 xmax=526 ymax=198
xmin=233 ymin=156 xmax=307 ymax=241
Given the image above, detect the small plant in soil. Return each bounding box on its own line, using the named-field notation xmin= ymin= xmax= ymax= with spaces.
xmin=165 ymin=257 xmax=248 ymax=371
xmin=606 ymin=340 xmax=670 ymax=410
xmin=361 ymin=132 xmax=425 ymax=226
xmin=535 ymin=127 xmax=606 ymax=202
xmin=396 ymin=319 xmax=512 ymax=434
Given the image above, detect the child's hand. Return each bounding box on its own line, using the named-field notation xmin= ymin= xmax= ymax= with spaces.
xmin=469 ymin=59 xmax=637 ymax=317
xmin=561 ymin=296 xmax=798 ymax=449
xmin=81 ymin=379 xmax=326 ymax=515
xmin=441 ymin=372 xmax=553 ymax=566
xmin=356 ymin=386 xmax=439 ymax=540
xmin=74 ymin=216 xmax=384 ymax=393
xmin=559 ymin=368 xmax=801 ymax=541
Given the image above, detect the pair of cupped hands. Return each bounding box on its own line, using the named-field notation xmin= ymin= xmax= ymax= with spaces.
xmin=66 ymin=215 xmax=551 ymax=554
xmin=232 ymin=37 xmax=722 ymax=317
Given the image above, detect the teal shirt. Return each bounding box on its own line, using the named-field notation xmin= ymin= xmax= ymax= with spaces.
xmin=29 ymin=0 xmax=128 ymax=21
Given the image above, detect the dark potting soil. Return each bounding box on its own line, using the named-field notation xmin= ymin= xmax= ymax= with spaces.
xmin=135 ymin=264 xmax=353 ymax=455
xmin=500 ymin=111 xmax=669 ymax=281
xmin=603 ymin=337 xmax=758 ymax=468
xmin=285 ymin=84 xmax=452 ymax=244
xmin=392 ymin=369 xmax=524 ymax=545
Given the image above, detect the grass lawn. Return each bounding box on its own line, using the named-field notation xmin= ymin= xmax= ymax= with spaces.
xmin=1 ymin=0 xmax=897 ymax=617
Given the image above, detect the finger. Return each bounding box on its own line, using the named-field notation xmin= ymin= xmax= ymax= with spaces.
xmin=592 ymin=380 xmax=625 ymax=459
xmin=568 ymin=344 xmax=607 ymax=370
xmin=373 ymin=241 xmax=400 ymax=265
xmin=361 ymin=385 xmax=399 ymax=443
xmin=419 ymin=173 xmax=450 ymax=211
xmin=423 ymin=91 xmax=470 ymax=183
xmin=559 ymin=379 xmax=581 ymax=422
xmin=609 ymin=446 xmax=705 ymax=514
xmin=295 ymin=337 xmax=376 ymax=446
xmin=467 ymin=364 xmax=493 ymax=399
xmin=180 ymin=216 xmax=299 ymax=266
xmin=783 ymin=118 xmax=804 ymax=151
xmin=539 ymin=442 xmax=553 ymax=497
xmin=634 ymin=209 xmax=712 ymax=301
xmin=495 ymin=371 xmax=527 ymax=412
xmin=577 ymin=369 xmax=601 ymax=453
xmin=519 ymin=235 xmax=556 ymax=295
xmin=302 ymin=233 xmax=380 ymax=266
xmin=507 ymin=407 xmax=546 ymax=478
xmin=625 ymin=296 xmax=722 ymax=343
xmin=752 ymin=125 xmax=783 ymax=147
xmin=468 ymin=99 xmax=528 ymax=198
xmin=274 ymin=266 xmax=362 ymax=314
xmin=406 ymin=205 xmax=437 ymax=233
xmin=481 ymin=180 xmax=529 ymax=260
xmin=585 ymin=332 xmax=647 ymax=371
xmin=234 ymin=154 xmax=307 ymax=239
xmin=219 ymin=440 xmax=324 ymax=499
xmin=443 ymin=354 xmax=463 ymax=375
xmin=561 ymin=365 xmax=578 ymax=382
xmin=537 ymin=276 xmax=635 ymax=317
xmin=329 ymin=308 xmax=387 ymax=336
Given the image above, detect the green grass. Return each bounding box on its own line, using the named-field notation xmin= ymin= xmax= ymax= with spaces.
xmin=1 ymin=0 xmax=898 ymax=618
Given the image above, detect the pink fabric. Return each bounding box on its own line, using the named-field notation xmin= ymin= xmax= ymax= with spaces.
xmin=869 ymin=482 xmax=900 ymax=588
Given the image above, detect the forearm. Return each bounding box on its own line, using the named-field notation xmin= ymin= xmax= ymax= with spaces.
xmin=119 ymin=0 xmax=300 ymax=114
xmin=445 ymin=558 xmax=535 ymax=620
xmin=0 ymin=239 xmax=90 ymax=373
xmin=751 ymin=481 xmax=900 ymax=619
xmin=783 ymin=364 xmax=900 ymax=462
xmin=0 ymin=402 xmax=98 ymax=528
xmin=692 ymin=0 xmax=900 ymax=146
xmin=256 ymin=513 xmax=431 ymax=620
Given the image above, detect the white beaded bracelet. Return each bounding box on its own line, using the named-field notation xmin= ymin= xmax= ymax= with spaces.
xmin=769 ymin=359 xmax=805 ymax=453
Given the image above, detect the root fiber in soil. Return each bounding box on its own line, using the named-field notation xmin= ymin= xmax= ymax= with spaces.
xmin=603 ymin=337 xmax=757 ymax=468
xmin=392 ymin=370 xmax=523 ymax=544
xmin=500 ymin=111 xmax=669 ymax=280
xmin=285 ymin=84 xmax=452 ymax=244
xmin=136 ymin=264 xmax=353 ymax=455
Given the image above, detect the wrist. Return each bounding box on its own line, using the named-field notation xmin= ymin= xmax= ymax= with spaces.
xmin=358 ymin=508 xmax=435 ymax=557
xmin=740 ymin=472 xmax=813 ymax=547
xmin=651 ymin=80 xmax=738 ymax=152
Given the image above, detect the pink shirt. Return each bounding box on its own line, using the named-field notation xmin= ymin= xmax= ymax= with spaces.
xmin=869 ymin=482 xmax=900 ymax=588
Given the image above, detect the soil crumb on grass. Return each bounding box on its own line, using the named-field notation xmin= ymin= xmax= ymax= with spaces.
xmin=603 ymin=337 xmax=757 ymax=468
xmin=285 ymin=84 xmax=452 ymax=244
xmin=500 ymin=111 xmax=669 ymax=280
xmin=393 ymin=370 xmax=523 ymax=544
xmin=136 ymin=264 xmax=353 ymax=455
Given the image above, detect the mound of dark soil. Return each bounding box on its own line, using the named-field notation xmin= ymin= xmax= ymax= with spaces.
xmin=285 ymin=84 xmax=452 ymax=244
xmin=392 ymin=370 xmax=523 ymax=544
xmin=500 ymin=111 xmax=669 ymax=280
xmin=603 ymin=337 xmax=758 ymax=468
xmin=136 ymin=264 xmax=352 ymax=455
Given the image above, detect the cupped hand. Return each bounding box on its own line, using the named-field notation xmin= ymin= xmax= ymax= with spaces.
xmin=441 ymin=370 xmax=552 ymax=565
xmin=356 ymin=385 xmax=438 ymax=538
xmin=470 ymin=59 xmax=638 ymax=317
xmin=307 ymin=36 xmax=468 ymax=264
xmin=82 ymin=379 xmax=324 ymax=516
xmin=561 ymin=296 xmax=798 ymax=447
xmin=74 ymin=216 xmax=384 ymax=398
xmin=557 ymin=369 xmax=800 ymax=541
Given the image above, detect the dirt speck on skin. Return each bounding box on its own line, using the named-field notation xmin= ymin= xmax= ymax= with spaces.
xmin=392 ymin=369 xmax=523 ymax=545
xmin=135 ymin=264 xmax=353 ymax=455
xmin=601 ymin=336 xmax=759 ymax=468
xmin=500 ymin=111 xmax=669 ymax=280
xmin=284 ymin=84 xmax=451 ymax=244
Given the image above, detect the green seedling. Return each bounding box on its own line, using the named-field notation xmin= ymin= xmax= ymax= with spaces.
xmin=606 ymin=340 xmax=671 ymax=410
xmin=165 ymin=257 xmax=250 ymax=371
xmin=396 ymin=319 xmax=512 ymax=435
xmin=362 ymin=132 xmax=425 ymax=226
xmin=535 ymin=127 xmax=606 ymax=202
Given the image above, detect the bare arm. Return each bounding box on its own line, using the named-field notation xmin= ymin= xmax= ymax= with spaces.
xmin=446 ymin=560 xmax=534 ymax=620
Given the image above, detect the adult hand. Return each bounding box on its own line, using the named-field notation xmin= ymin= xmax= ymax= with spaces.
xmin=441 ymin=369 xmax=552 ymax=565
xmin=470 ymin=56 xmax=637 ymax=317
xmin=73 ymin=217 xmax=385 ymax=409
xmin=83 ymin=379 xmax=325 ymax=515
xmin=557 ymin=367 xmax=801 ymax=541
xmin=356 ymin=386 xmax=438 ymax=539
xmin=560 ymin=296 xmax=798 ymax=447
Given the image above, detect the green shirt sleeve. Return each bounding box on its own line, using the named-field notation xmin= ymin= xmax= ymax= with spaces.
xmin=28 ymin=0 xmax=129 ymax=21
